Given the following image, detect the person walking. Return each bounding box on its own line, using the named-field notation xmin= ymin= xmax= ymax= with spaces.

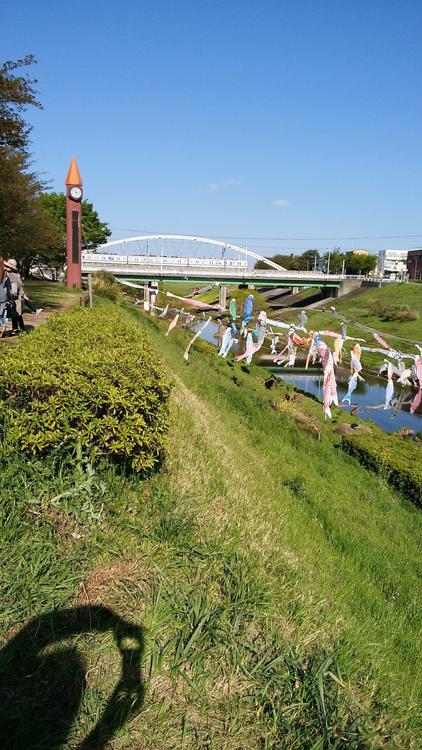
xmin=4 ymin=259 xmax=25 ymax=334
xmin=0 ymin=268 xmax=11 ymax=338
xmin=299 ymin=310 xmax=308 ymax=327
xmin=23 ymin=295 xmax=42 ymax=314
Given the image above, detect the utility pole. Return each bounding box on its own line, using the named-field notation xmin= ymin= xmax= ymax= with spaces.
xmin=88 ymin=273 xmax=93 ymax=308
xmin=341 ymin=258 xmax=346 ymax=276
xmin=326 ymin=248 xmax=331 ymax=276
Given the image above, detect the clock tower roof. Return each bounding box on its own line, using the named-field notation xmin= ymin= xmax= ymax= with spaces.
xmin=65 ymin=157 xmax=83 ymax=186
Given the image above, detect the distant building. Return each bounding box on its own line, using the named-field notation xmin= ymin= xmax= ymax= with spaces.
xmin=407 ymin=248 xmax=422 ymax=280
xmin=376 ymin=249 xmax=408 ymax=279
xmin=352 ymin=248 xmax=369 ymax=256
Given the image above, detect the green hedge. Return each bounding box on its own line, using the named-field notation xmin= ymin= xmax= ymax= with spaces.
xmin=341 ymin=431 xmax=422 ymax=508
xmin=0 ymin=307 xmax=171 ymax=472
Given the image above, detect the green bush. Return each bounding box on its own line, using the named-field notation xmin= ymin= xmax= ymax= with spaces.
xmin=0 ymin=307 xmax=172 ymax=472
xmin=368 ymin=301 xmax=419 ymax=322
xmin=341 ymin=430 xmax=422 ymax=508
xmin=92 ymin=270 xmax=121 ymax=302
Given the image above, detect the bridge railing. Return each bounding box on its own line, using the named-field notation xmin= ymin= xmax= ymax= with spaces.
xmin=81 ymin=260 xmax=352 ymax=281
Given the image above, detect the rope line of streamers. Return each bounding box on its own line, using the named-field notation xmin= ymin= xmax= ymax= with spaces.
xmin=118 ymin=280 xmax=422 ymax=420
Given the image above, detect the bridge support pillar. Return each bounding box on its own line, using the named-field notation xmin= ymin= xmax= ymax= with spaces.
xmin=219 ymin=285 xmax=228 ymax=310
xmin=143 ymin=285 xmax=150 ymax=313
xmin=149 ymin=281 xmax=158 ymax=315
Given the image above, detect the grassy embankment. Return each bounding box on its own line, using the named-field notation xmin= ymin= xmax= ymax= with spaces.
xmin=335 ymin=283 xmax=422 ymax=341
xmin=24 ymin=279 xmax=82 ymax=310
xmin=162 ymin=282 xmax=271 ymax=313
xmin=270 ymin=283 xmax=422 ymax=374
xmin=1 ymin=295 xmax=420 ymax=749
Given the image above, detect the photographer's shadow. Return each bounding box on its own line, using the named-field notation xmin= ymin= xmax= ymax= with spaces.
xmin=0 ymin=605 xmax=145 ymax=749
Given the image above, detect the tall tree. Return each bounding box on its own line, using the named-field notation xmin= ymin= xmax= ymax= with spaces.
xmin=0 ymin=150 xmax=59 ymax=266
xmin=41 ymin=192 xmax=111 ymax=252
xmin=0 ymin=55 xmax=41 ymax=152
xmin=255 ymin=249 xmax=320 ymax=271
xmin=0 ymin=55 xmax=59 ymax=269
xmin=344 ymin=251 xmax=377 ymax=275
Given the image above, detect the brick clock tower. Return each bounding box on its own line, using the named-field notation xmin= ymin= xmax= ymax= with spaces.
xmin=65 ymin=157 xmax=83 ymax=288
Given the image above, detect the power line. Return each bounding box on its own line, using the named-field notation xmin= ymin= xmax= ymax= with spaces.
xmin=110 ymin=227 xmax=156 ymax=234
xmin=109 ymin=227 xmax=422 ymax=242
xmin=216 ymin=233 xmax=422 ymax=241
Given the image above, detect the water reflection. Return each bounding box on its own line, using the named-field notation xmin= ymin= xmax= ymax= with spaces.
xmin=277 ymin=373 xmax=422 ymax=433
xmin=192 ymin=320 xmax=422 ymax=434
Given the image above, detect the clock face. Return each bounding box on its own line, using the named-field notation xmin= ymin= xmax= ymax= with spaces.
xmin=69 ymin=186 xmax=82 ymax=201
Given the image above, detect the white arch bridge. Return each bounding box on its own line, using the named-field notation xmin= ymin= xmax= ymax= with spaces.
xmin=81 ymin=234 xmax=346 ymax=291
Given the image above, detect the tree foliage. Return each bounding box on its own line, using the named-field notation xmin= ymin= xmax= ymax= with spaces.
xmin=255 ymin=250 xmax=320 ymax=271
xmin=344 ymin=251 xmax=377 ymax=274
xmin=255 ymin=249 xmax=377 ymax=275
xmin=0 ymin=55 xmax=41 ymax=152
xmin=41 ymin=192 xmax=111 ymax=250
xmin=0 ymin=55 xmax=59 ymax=270
xmin=0 ymin=56 xmax=110 ymax=273
xmin=0 ymin=148 xmax=60 ymax=270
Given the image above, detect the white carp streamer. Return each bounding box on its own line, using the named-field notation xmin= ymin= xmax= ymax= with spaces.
xmin=183 ymin=317 xmax=212 ymax=361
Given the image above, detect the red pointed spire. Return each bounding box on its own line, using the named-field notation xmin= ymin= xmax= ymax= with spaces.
xmin=65 ymin=157 xmax=83 ymax=186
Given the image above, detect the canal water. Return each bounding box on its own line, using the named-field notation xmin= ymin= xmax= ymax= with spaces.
xmin=275 ymin=372 xmax=422 ymax=433
xmin=194 ymin=320 xmax=422 ymax=434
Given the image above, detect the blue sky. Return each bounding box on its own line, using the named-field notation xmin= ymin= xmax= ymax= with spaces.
xmin=1 ymin=0 xmax=421 ymax=255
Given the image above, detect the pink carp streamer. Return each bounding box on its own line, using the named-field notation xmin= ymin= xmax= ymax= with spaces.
xmin=235 ymin=327 xmax=266 ymax=363
xmin=411 ymin=355 xmax=422 ymax=413
xmin=317 ymin=342 xmax=338 ymax=419
xmin=333 ymin=336 xmax=344 ymax=366
xmin=166 ymin=291 xmax=221 ymax=311
xmin=320 ymin=329 xmax=365 ymax=342
xmin=373 ymin=332 xmax=391 ymax=350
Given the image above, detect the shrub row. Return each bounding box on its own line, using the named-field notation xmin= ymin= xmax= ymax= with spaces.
xmin=0 ymin=307 xmax=171 ymax=472
xmin=341 ymin=430 xmax=422 ymax=508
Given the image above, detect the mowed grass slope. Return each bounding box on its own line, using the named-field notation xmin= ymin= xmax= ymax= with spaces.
xmin=1 ymin=301 xmax=421 ymax=748
xmin=120 ymin=306 xmax=421 ymax=746
xmin=24 ymin=279 xmax=82 ymax=309
xmin=335 ymin=282 xmax=422 ymax=340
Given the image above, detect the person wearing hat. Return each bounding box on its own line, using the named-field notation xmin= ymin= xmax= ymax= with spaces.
xmin=4 ymin=258 xmax=25 ymax=334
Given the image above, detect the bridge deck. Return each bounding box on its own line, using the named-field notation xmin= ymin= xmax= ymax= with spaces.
xmin=81 ymin=262 xmax=342 ymax=287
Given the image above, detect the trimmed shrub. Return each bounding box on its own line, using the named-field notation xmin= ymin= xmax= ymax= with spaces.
xmin=0 ymin=307 xmax=171 ymax=472
xmin=341 ymin=431 xmax=422 ymax=508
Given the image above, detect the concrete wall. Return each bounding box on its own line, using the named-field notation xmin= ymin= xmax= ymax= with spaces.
xmin=336 ymin=279 xmax=364 ymax=297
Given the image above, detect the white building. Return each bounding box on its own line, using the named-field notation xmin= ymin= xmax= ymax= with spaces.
xmin=376 ymin=249 xmax=408 ymax=279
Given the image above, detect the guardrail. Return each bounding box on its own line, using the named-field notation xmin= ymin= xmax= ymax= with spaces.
xmin=81 ymin=261 xmax=351 ymax=282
